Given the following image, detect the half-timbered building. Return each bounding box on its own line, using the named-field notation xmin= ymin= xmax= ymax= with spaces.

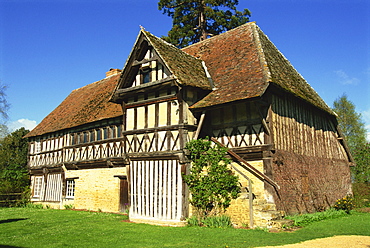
xmin=26 ymin=22 xmax=353 ymax=227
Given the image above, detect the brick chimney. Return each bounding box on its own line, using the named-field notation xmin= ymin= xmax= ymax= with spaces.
xmin=106 ymin=68 xmax=122 ymax=78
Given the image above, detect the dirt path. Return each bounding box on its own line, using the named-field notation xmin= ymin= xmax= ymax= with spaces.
xmin=257 ymin=235 xmax=370 ymax=248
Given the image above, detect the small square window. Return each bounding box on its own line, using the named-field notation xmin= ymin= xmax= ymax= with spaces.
xmin=142 ymin=69 xmax=151 ymax=84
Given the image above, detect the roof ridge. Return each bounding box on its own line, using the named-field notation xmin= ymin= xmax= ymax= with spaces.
xmin=255 ymin=27 xmax=333 ymax=114
xmin=250 ymin=22 xmax=272 ymax=95
xmin=143 ymin=30 xmax=205 ymax=66
xmin=142 ymin=29 xmax=211 ymax=89
xmin=184 ymin=21 xmax=255 ymax=50
xmin=72 ymin=76 xmax=110 ymax=93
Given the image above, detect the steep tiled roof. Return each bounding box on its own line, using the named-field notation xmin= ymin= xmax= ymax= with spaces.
xmin=183 ymin=22 xmax=333 ymax=114
xmin=27 ymin=23 xmax=333 ymax=138
xmin=143 ymin=31 xmax=211 ymax=90
xmin=24 ymin=74 xmax=122 ymax=138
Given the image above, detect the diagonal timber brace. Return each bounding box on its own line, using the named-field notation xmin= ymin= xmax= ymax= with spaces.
xmin=210 ymin=137 xmax=280 ymax=190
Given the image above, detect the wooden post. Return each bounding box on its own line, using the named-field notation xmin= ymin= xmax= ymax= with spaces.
xmin=230 ymin=163 xmax=254 ymax=228
xmin=193 ymin=111 xmax=206 ymax=140
xmin=248 ymin=177 xmax=254 ymax=228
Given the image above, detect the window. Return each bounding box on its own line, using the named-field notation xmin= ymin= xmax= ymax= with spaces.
xmin=83 ymin=132 xmax=88 ymax=143
xmin=33 ymin=176 xmax=43 ymax=198
xmin=113 ymin=126 xmax=117 ymax=138
xmin=103 ymin=127 xmax=108 ymax=139
xmin=90 ymin=130 xmax=95 ymax=142
xmin=117 ymin=125 xmax=122 ymax=137
xmin=66 ymin=180 xmax=76 ymax=199
xmin=142 ymin=68 xmax=151 ymax=84
xmin=71 ymin=134 xmax=76 ymax=145
xmin=97 ymin=129 xmax=102 ymax=141
xmin=35 ymin=140 xmax=42 ymax=154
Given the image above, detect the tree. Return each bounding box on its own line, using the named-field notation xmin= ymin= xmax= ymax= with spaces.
xmin=0 ymin=84 xmax=10 ymax=139
xmin=0 ymin=128 xmax=30 ymax=194
xmin=183 ymin=138 xmax=240 ymax=219
xmin=333 ymin=94 xmax=369 ymax=183
xmin=158 ymin=0 xmax=251 ymax=48
xmin=333 ymin=94 xmax=367 ymax=151
xmin=352 ymin=143 xmax=370 ymax=183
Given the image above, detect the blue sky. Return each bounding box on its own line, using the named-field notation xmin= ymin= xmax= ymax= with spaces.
xmin=1 ymin=0 xmax=369 ymax=139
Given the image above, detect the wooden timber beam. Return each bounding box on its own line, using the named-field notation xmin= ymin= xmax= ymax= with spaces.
xmin=126 ymin=95 xmax=177 ymax=108
xmin=335 ymin=125 xmax=355 ymax=165
xmin=193 ymin=111 xmax=206 ymax=140
xmin=121 ymin=124 xmax=197 ymax=136
xmin=116 ymin=75 xmax=175 ymax=95
xmin=132 ymin=55 xmax=159 ymax=66
xmin=210 ymin=137 xmax=280 ymax=190
xmin=255 ymin=101 xmax=271 ymax=136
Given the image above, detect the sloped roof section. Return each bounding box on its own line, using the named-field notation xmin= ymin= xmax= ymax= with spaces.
xmin=25 ymin=74 xmax=122 ymax=138
xmin=254 ymin=25 xmax=333 ymax=114
xmin=142 ymin=31 xmax=212 ymax=90
xmin=183 ymin=22 xmax=333 ymax=114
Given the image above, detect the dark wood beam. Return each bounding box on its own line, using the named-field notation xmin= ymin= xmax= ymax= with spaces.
xmin=132 ymin=55 xmax=159 ymax=66
xmin=211 ymin=138 xmax=280 ymax=190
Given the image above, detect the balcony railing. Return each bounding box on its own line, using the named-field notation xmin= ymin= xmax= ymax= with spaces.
xmin=29 ymin=138 xmax=125 ymax=168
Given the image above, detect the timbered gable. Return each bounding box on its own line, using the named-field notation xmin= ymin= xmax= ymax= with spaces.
xmin=111 ymin=29 xmax=212 ymax=103
xmin=118 ymin=39 xmax=171 ymax=89
xmin=111 ymin=29 xmax=213 ymax=158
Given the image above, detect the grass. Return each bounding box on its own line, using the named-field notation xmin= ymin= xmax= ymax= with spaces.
xmin=285 ymin=208 xmax=349 ymax=227
xmin=0 ymin=208 xmax=369 ymax=248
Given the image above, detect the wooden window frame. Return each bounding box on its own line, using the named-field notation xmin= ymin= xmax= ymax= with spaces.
xmin=97 ymin=129 xmax=102 ymax=141
xmin=33 ymin=176 xmax=43 ymax=198
xmin=35 ymin=140 xmax=41 ymax=154
xmin=65 ymin=179 xmax=76 ymax=199
xmin=142 ymin=68 xmax=151 ymax=84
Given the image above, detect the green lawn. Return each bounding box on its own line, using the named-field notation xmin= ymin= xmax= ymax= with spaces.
xmin=0 ymin=208 xmax=369 ymax=248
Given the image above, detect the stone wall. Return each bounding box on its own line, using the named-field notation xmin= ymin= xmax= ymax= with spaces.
xmin=271 ymin=150 xmax=352 ymax=215
xmin=225 ymin=160 xmax=279 ymax=228
xmin=66 ymin=167 xmax=127 ymax=212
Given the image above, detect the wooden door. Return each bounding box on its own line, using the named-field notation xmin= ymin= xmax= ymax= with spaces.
xmin=119 ymin=177 xmax=129 ymax=213
xmin=129 ymin=160 xmax=183 ymax=221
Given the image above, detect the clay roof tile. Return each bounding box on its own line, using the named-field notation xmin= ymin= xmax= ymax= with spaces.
xmin=24 ymin=74 xmax=122 ymax=138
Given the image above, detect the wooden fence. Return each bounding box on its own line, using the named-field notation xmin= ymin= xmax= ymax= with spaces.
xmin=0 ymin=193 xmax=23 ymax=207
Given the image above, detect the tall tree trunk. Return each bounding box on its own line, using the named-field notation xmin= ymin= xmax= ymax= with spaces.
xmin=199 ymin=0 xmax=207 ymax=41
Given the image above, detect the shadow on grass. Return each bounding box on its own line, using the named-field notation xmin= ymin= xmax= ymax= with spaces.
xmin=0 ymin=245 xmax=25 ymax=248
xmin=0 ymin=218 xmax=28 ymax=224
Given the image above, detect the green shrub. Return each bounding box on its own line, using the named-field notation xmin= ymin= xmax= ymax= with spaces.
xmin=186 ymin=215 xmax=201 ymax=227
xmin=202 ymin=215 xmax=232 ymax=228
xmin=334 ymin=195 xmax=355 ymax=213
xmin=24 ymin=203 xmax=45 ymax=209
xmin=183 ymin=139 xmax=240 ymax=219
xmin=186 ymin=215 xmax=232 ymax=228
xmin=64 ymin=204 xmax=74 ymax=210
xmin=353 ymin=182 xmax=370 ymax=208
xmin=286 ymin=208 xmax=348 ymax=226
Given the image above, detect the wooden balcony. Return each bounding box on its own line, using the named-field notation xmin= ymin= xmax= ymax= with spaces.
xmin=28 ymin=138 xmax=126 ymax=169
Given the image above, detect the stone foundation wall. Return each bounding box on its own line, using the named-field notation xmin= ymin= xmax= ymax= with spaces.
xmin=65 ymin=167 xmax=127 ymax=212
xmin=225 ymin=160 xmax=278 ymax=228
